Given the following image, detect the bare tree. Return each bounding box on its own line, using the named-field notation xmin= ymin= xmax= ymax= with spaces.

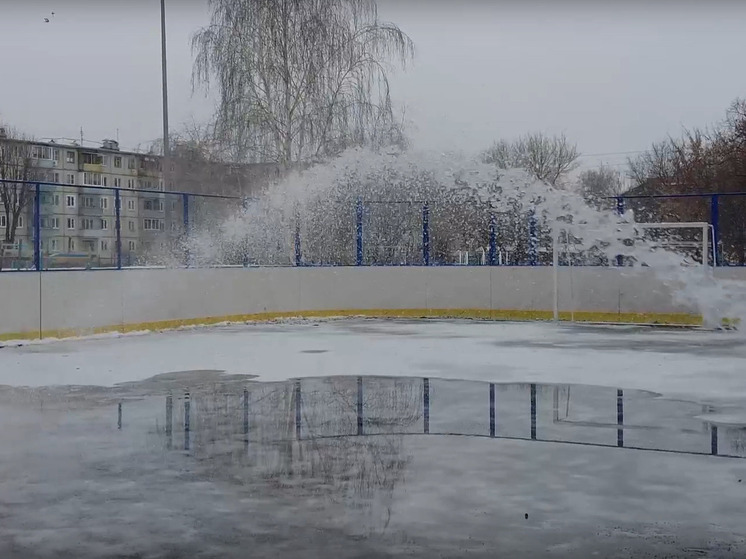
xmin=192 ymin=0 xmax=414 ymax=165
xmin=0 ymin=125 xmax=38 ymax=268
xmin=482 ymin=132 xmax=580 ymax=187
xmin=627 ymin=99 xmax=746 ymax=263
xmin=578 ymin=166 xmax=627 ymax=210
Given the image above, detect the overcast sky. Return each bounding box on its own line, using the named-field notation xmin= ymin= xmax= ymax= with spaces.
xmin=1 ymin=0 xmax=746 ymax=172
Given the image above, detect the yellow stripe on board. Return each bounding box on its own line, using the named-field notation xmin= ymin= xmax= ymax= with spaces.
xmin=0 ymin=308 xmax=704 ymax=343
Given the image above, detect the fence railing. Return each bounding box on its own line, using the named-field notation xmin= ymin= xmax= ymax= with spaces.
xmin=0 ymin=179 xmax=241 ymax=271
xmin=130 ymin=377 xmax=746 ymax=460
xmin=2 ymin=179 xmax=746 ymax=271
xmin=618 ymin=192 xmax=746 ymax=267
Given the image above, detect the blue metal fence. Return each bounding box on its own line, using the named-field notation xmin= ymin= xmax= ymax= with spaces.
xmin=151 ymin=377 xmax=746 ymax=460
xmin=617 ymin=192 xmax=746 ymax=266
xmin=0 ymin=178 xmax=240 ymax=271
xmin=2 ymin=178 xmax=746 ymax=271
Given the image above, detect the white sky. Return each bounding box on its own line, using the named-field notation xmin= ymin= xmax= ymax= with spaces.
xmin=1 ymin=0 xmax=746 ymax=172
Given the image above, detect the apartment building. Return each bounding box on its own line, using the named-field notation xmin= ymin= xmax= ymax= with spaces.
xmin=0 ymin=132 xmax=283 ymax=269
xmin=1 ymin=138 xmax=178 ymax=268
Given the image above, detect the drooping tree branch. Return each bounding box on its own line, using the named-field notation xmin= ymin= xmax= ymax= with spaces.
xmin=192 ymin=0 xmax=414 ymax=165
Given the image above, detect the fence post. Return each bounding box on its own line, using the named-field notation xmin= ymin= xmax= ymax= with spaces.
xmin=357 ymin=376 xmax=364 ymax=436
xmin=294 ymin=218 xmax=302 ymax=267
xmin=295 ymin=380 xmax=302 ymax=440
xmin=488 ymin=213 xmax=497 ymax=266
xmin=616 ymin=389 xmax=624 ymax=448
xmin=530 ymin=383 xmax=537 ymax=440
xmin=423 ymin=377 xmax=430 ymax=434
xmin=528 ymin=212 xmax=538 ymax=266
xmin=356 ymin=198 xmax=363 ymax=266
xmin=182 ymin=193 xmax=190 ymax=267
xmin=166 ymin=394 xmax=173 ymax=449
xmin=243 ymin=389 xmax=249 ymax=444
xmin=115 ymin=189 xmax=122 ymax=270
xmin=184 ymin=391 xmax=191 ymax=451
xmin=615 ymin=197 xmax=624 ymax=266
xmin=117 ymin=401 xmax=122 ymax=430
xmin=711 ymin=424 xmax=718 ymax=456
xmin=710 ymin=195 xmax=720 ymax=266
xmin=422 ymin=202 xmax=430 ymax=266
xmin=489 ymin=383 xmax=496 ymax=437
xmin=33 ymin=182 xmax=41 ymax=271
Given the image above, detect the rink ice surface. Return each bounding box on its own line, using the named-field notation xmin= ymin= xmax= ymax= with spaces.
xmin=1 ymin=318 xmax=746 ymax=558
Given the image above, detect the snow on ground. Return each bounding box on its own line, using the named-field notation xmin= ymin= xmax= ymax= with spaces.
xmin=2 ymin=319 xmax=746 ymax=557
xmin=2 ymin=318 xmax=746 ymax=403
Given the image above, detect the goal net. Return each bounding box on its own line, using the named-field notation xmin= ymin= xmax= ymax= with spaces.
xmin=550 ymin=221 xmax=713 ymax=323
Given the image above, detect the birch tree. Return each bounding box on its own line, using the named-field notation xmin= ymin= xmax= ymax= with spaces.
xmin=0 ymin=125 xmax=36 ymax=244
xmin=482 ymin=132 xmax=580 ymax=187
xmin=192 ymin=0 xmax=414 ymax=165
xmin=0 ymin=124 xmax=39 ymax=270
xmin=578 ymin=166 xmax=627 ymax=210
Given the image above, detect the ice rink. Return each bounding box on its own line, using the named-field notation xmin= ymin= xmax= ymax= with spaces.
xmin=1 ymin=319 xmax=746 ymax=558
xmin=3 ymin=318 xmax=746 ymax=400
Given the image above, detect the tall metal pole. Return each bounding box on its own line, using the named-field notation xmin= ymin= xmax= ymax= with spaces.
xmin=160 ymin=0 xmax=170 ymax=189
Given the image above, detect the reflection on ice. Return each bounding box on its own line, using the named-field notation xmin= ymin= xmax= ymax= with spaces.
xmin=1 ymin=373 xmax=745 ymax=557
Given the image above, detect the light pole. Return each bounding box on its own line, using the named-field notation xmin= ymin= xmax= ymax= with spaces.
xmin=160 ymin=0 xmax=170 ymax=189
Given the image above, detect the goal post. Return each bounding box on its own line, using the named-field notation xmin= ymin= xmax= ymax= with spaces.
xmin=551 ymin=221 xmax=713 ymax=324
xmin=634 ymin=222 xmax=714 ymax=268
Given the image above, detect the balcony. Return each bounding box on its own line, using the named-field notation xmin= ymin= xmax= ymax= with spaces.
xmin=80 ymin=163 xmax=104 ymax=173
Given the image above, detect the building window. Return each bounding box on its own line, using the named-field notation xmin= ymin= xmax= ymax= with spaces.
xmin=67 ymin=217 xmax=76 ymax=229
xmin=83 ymin=153 xmax=103 ymax=165
xmin=103 ymin=176 xmax=108 ymax=187
xmin=52 ymin=172 xmax=60 ymax=183
xmin=101 ymin=156 xmax=109 ymax=167
xmin=128 ymin=220 xmax=135 ymax=232
xmin=144 ymin=199 xmax=164 ymax=211
xmin=128 ymin=240 xmax=136 ymax=251
xmin=68 ymin=238 xmax=75 ymax=252
xmin=113 ymin=178 xmax=121 ymax=188
xmin=114 ymin=156 xmax=122 ymax=168
xmin=66 ymin=195 xmax=76 ymax=208
xmin=67 ymin=174 xmax=75 ymax=185
xmin=50 ymin=239 xmax=59 ymax=251
xmin=0 ymin=215 xmax=5 ymax=228
xmin=43 ymin=193 xmax=60 ymax=206
xmin=42 ymin=217 xmax=60 ymax=229
xmin=32 ymin=145 xmax=55 ymax=160
xmin=100 ymin=197 xmax=109 ymax=210
xmin=101 ymin=240 xmax=109 ymax=251
xmin=143 ymin=218 xmax=164 ymax=230
xmin=17 ymin=216 xmax=23 ymax=228
xmin=83 ymin=172 xmax=102 ymax=186
xmin=101 ymin=218 xmax=108 ymax=230
xmin=127 ymin=199 xmax=135 ymax=211
xmin=82 ymin=218 xmax=96 ymax=230
xmin=170 ymin=221 xmax=176 ymax=232
xmin=126 ymin=179 xmax=135 ymax=189
xmin=66 ymin=151 xmax=75 ymax=163
xmin=81 ymin=196 xmax=95 ymax=208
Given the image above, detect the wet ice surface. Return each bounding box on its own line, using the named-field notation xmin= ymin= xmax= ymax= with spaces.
xmin=1 ymin=320 xmax=746 ymax=557
xmin=2 ymin=319 xmax=746 ymax=402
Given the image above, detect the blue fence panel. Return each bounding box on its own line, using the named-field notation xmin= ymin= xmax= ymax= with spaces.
xmin=3 ymin=178 xmax=746 ymax=271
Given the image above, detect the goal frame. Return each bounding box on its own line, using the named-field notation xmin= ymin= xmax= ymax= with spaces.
xmin=551 ymin=221 xmax=714 ymax=322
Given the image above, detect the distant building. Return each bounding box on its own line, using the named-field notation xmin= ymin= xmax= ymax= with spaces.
xmin=0 ymin=137 xmax=281 ymax=269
